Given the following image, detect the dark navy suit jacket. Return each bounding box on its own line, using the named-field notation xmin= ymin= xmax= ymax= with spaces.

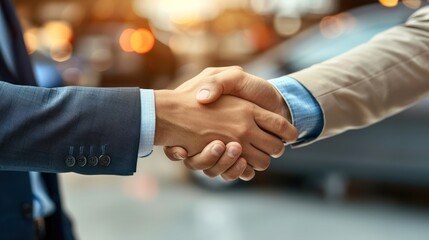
xmin=0 ymin=0 xmax=141 ymax=239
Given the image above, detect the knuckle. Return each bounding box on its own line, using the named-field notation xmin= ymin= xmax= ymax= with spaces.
xmin=183 ymin=160 xmax=196 ymax=171
xmin=205 ymin=75 xmax=217 ymax=84
xmin=237 ymin=126 xmax=250 ymax=140
xmin=201 ymin=154 xmax=220 ymax=169
xmin=203 ymin=67 xmax=215 ymax=74
xmin=275 ymin=117 xmax=288 ymax=133
xmin=232 ymin=65 xmax=244 ymax=71
xmin=245 ymin=103 xmax=256 ymax=116
xmin=228 ymin=68 xmax=244 ymax=79
xmin=216 ymin=160 xmax=231 ymax=171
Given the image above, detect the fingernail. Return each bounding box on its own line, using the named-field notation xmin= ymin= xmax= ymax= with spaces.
xmin=197 ymin=89 xmax=210 ymax=100
xmin=271 ymin=146 xmax=285 ymax=158
xmin=211 ymin=144 xmax=223 ymax=157
xmin=173 ymin=152 xmax=185 ymax=160
xmin=239 ymin=176 xmax=251 ymax=181
xmin=227 ymin=146 xmax=239 ymax=158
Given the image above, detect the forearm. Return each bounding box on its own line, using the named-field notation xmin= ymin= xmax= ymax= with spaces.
xmin=290 ymin=6 xmax=429 ymax=140
xmin=0 ymin=82 xmax=141 ymax=175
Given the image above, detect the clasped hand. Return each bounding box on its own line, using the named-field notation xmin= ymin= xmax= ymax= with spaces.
xmin=154 ymin=67 xmax=298 ymax=181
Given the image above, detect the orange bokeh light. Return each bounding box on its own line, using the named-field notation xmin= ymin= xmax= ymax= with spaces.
xmin=130 ymin=28 xmax=155 ymax=54
xmin=119 ymin=28 xmax=135 ymax=53
xmin=120 ymin=28 xmax=155 ymax=54
xmin=379 ymin=0 xmax=399 ymax=7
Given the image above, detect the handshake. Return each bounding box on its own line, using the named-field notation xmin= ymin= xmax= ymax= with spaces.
xmin=154 ymin=66 xmax=298 ymax=181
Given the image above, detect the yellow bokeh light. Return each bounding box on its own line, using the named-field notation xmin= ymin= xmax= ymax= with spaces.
xmin=130 ymin=28 xmax=155 ymax=54
xmin=41 ymin=21 xmax=73 ymax=51
xmin=24 ymin=28 xmax=39 ymax=54
xmin=379 ymin=0 xmax=399 ymax=7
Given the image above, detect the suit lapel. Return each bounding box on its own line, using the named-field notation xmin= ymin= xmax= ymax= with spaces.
xmin=0 ymin=0 xmax=37 ymax=86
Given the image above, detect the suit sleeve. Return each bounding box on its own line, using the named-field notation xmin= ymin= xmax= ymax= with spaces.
xmin=289 ymin=6 xmax=429 ymax=142
xmin=0 ymin=81 xmax=141 ymax=175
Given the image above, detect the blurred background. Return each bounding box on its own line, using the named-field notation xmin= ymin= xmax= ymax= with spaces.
xmin=13 ymin=0 xmax=429 ymax=239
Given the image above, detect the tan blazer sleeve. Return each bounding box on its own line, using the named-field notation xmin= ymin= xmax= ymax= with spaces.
xmin=289 ymin=6 xmax=429 ymax=142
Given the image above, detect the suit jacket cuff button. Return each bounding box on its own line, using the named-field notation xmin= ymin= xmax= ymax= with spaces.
xmin=65 ymin=155 xmax=76 ymax=167
xmin=99 ymin=155 xmax=111 ymax=166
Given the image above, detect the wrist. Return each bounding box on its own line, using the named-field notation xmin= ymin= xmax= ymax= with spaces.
xmin=154 ymin=90 xmax=178 ymax=146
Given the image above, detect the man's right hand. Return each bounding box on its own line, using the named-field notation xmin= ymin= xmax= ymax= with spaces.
xmin=154 ymin=85 xmax=294 ymax=171
xmin=163 ymin=66 xmax=298 ymax=181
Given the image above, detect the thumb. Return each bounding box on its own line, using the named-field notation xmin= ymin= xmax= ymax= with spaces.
xmin=196 ymin=86 xmax=223 ymax=104
xmin=196 ymin=68 xmax=245 ymax=104
xmin=163 ymin=146 xmax=188 ymax=161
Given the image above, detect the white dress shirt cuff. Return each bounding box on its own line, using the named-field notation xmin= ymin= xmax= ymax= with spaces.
xmin=138 ymin=89 xmax=155 ymax=157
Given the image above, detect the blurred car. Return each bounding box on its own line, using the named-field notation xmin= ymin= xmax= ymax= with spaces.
xmin=193 ymin=3 xmax=429 ymax=191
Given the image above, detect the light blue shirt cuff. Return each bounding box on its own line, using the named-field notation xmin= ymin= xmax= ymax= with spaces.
xmin=29 ymin=172 xmax=56 ymax=219
xmin=139 ymin=89 xmax=155 ymax=157
xmin=268 ymin=76 xmax=323 ymax=144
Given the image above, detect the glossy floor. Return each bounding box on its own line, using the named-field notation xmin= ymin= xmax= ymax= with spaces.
xmin=60 ymin=148 xmax=429 ymax=240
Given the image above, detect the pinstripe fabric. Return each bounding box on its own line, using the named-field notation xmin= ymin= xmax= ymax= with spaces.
xmin=0 ymin=81 xmax=141 ymax=175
